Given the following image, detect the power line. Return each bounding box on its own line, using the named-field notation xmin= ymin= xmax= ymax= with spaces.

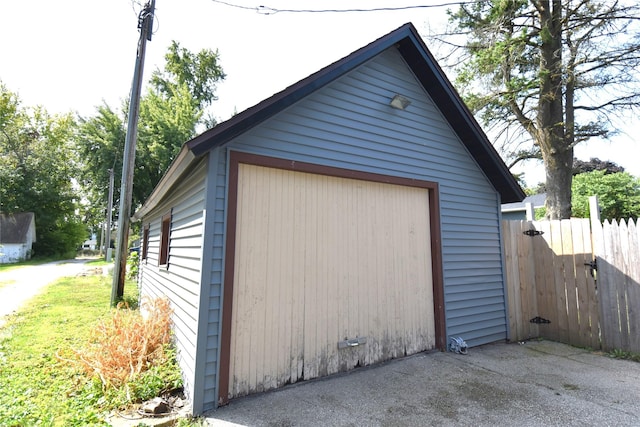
xmin=209 ymin=0 xmax=475 ymax=15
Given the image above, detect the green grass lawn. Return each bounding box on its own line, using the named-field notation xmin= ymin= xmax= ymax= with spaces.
xmin=0 ymin=272 xmax=141 ymax=426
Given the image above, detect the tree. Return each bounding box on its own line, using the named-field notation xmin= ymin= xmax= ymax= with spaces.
xmin=0 ymin=83 xmax=86 ymax=257
xmin=75 ymin=103 xmax=127 ymax=231
xmin=439 ymin=0 xmax=640 ymax=219
xmin=133 ymin=83 xmax=201 ymax=206
xmin=528 ymin=157 xmax=625 ymax=194
xmin=572 ymin=157 xmax=625 ymax=175
xmin=76 ymin=42 xmax=225 ymax=229
xmin=150 ymin=41 xmax=226 ymax=111
xmin=572 ymin=170 xmax=640 ymax=220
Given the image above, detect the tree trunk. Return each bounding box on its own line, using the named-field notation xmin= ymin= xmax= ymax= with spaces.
xmin=537 ymin=0 xmax=571 ymax=219
xmin=543 ymin=146 xmax=573 ymax=219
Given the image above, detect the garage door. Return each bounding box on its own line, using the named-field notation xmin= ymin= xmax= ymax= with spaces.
xmin=226 ymin=161 xmax=436 ymax=399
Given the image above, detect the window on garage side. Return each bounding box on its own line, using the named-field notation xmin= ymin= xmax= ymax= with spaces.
xmin=141 ymin=224 xmax=150 ymax=262
xmin=159 ymin=211 xmax=172 ymax=267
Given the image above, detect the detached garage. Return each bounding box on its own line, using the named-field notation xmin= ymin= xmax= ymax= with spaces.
xmin=134 ymin=23 xmax=525 ymax=415
xmin=225 ymin=155 xmax=440 ymax=399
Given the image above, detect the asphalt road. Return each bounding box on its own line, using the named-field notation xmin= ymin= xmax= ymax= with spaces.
xmin=0 ymin=259 xmax=92 ymax=328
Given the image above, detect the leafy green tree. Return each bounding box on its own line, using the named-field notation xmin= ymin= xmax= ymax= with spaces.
xmin=76 ymin=42 xmax=225 ymax=229
xmin=572 ymin=171 xmax=640 ymax=220
xmin=439 ymin=0 xmax=640 ymax=219
xmin=75 ymin=103 xmax=126 ymax=230
xmin=526 ymin=158 xmax=625 ymax=195
xmin=572 ymin=157 xmax=625 ymax=176
xmin=0 ymin=82 xmax=86 ymax=257
xmin=151 ymin=41 xmax=226 ymax=111
xmin=133 ymin=83 xmax=201 ymax=207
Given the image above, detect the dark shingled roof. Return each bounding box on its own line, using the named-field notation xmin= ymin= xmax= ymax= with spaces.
xmin=0 ymin=212 xmax=35 ymax=244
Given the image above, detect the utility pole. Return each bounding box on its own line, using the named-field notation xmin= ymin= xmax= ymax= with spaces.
xmin=111 ymin=0 xmax=155 ymax=306
xmin=105 ymin=168 xmax=114 ymax=261
xmin=99 ymin=225 xmax=104 ymax=257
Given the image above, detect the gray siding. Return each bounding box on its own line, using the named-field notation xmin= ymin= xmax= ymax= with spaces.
xmin=199 ymin=148 xmax=227 ymax=412
xmin=138 ymin=158 xmax=208 ymax=406
xmin=201 ymin=46 xmax=507 ymax=409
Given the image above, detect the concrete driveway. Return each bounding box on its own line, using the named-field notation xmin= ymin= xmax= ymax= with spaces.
xmin=206 ymin=340 xmax=640 ymax=427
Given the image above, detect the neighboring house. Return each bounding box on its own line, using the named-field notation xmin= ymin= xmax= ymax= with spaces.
xmin=0 ymin=212 xmax=36 ymax=264
xmin=133 ymin=23 xmax=525 ymax=415
xmin=501 ymin=193 xmax=546 ymax=220
xmin=82 ymin=233 xmax=98 ymax=250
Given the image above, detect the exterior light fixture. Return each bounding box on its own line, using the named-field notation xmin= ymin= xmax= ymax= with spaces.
xmin=390 ymin=94 xmax=411 ymax=110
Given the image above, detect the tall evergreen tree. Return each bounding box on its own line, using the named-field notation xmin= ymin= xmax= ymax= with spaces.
xmin=437 ymin=0 xmax=640 ymax=218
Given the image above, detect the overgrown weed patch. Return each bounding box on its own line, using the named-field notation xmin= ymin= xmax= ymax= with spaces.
xmin=0 ymin=273 xmax=182 ymax=426
xmin=67 ymin=296 xmax=180 ymax=404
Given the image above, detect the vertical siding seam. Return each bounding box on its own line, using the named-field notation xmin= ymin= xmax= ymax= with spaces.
xmin=191 ymin=152 xmax=214 ymax=415
xmin=497 ymin=192 xmax=511 ymax=341
xmin=212 ymin=146 xmax=229 ymax=408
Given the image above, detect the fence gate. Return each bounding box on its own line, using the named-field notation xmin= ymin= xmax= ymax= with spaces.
xmin=594 ymin=219 xmax=640 ymax=353
xmin=504 ymin=217 xmax=640 ymax=353
xmin=502 ymin=219 xmax=600 ymax=349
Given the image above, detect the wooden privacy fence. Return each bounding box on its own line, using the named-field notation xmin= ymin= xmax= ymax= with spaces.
xmin=503 ymin=216 xmax=640 ymax=353
xmin=596 ymin=219 xmax=640 ymax=352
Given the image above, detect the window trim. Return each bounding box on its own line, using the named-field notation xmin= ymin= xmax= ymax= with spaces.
xmin=141 ymin=223 xmax=150 ymax=262
xmin=159 ymin=211 xmax=172 ymax=267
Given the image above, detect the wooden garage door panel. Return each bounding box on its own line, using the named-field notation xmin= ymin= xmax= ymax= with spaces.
xmin=229 ymin=163 xmax=435 ymax=398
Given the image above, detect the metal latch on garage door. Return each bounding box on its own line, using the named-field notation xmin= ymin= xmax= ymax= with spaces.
xmin=338 ymin=336 xmax=368 ymax=349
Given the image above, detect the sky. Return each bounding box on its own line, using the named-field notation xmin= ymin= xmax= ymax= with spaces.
xmin=1 ymin=0 xmax=638 ymax=187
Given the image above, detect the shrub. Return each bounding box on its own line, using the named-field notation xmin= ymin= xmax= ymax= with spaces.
xmin=70 ymin=297 xmax=177 ymax=397
xmin=127 ymin=250 xmax=140 ymax=280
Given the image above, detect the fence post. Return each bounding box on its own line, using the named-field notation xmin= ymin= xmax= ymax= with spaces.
xmin=589 ymin=195 xmax=606 ymax=350
xmin=589 ymin=196 xmax=601 ymax=225
xmin=525 ymin=202 xmax=535 ymax=221
xmin=589 ymin=195 xmax=603 ymax=261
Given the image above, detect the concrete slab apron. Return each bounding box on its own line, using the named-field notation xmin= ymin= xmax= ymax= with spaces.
xmin=206 ymin=340 xmax=640 ymax=427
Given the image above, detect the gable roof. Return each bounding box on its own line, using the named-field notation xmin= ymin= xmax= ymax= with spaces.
xmin=0 ymin=212 xmax=35 ymax=244
xmin=134 ymin=22 xmax=524 ymax=220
